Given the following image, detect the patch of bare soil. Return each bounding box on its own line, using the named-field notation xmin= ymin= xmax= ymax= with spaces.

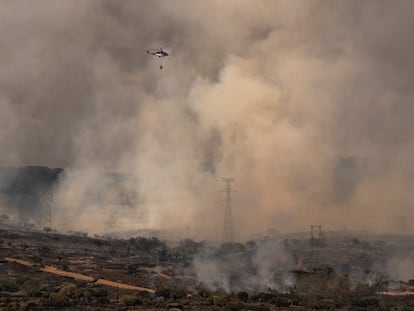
xmin=5 ymin=256 xmax=155 ymax=293
xmin=143 ymin=266 xmax=172 ymax=279
xmin=95 ymin=279 xmax=155 ymax=293
xmin=40 ymin=266 xmax=94 ymax=282
xmin=378 ymin=291 xmax=414 ymax=296
xmin=4 ymin=257 xmax=34 ymax=267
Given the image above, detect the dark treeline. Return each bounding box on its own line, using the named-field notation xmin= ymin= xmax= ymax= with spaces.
xmin=0 ymin=166 xmax=63 ymax=223
xmin=0 ymin=166 xmax=139 ymax=225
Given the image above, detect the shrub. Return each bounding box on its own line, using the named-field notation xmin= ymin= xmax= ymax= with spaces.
xmin=226 ymin=302 xmax=244 ymax=311
xmin=21 ymin=278 xmax=42 ymax=296
xmin=313 ymin=298 xmax=336 ymax=310
xmin=91 ymin=288 xmax=108 ymax=298
xmin=48 ymin=283 xmax=82 ymax=306
xmin=386 ymin=305 xmax=409 ymax=311
xmin=29 ymin=256 xmax=42 ymax=264
xmin=155 ymin=287 xmax=186 ymax=300
xmin=198 ymin=289 xmax=212 ymax=298
xmin=0 ymin=279 xmax=18 ymax=292
xmin=347 ymin=307 xmax=369 ymax=311
xmin=237 ymin=291 xmax=249 ymax=302
xmin=155 ymin=287 xmax=171 ymax=298
xmin=272 ymin=296 xmax=290 ymax=307
xmin=350 ymin=297 xmax=379 ymax=308
xmin=91 ymin=288 xmax=109 ymax=304
xmin=134 ymin=237 xmax=167 ymax=251
xmin=122 ymin=294 xmax=142 ymax=306
xmin=38 ymin=246 xmax=51 ymax=257
xmin=208 ymin=295 xmax=228 ymax=306
xmin=245 ymin=303 xmax=270 ymax=311
xmin=251 ymin=292 xmax=275 ymax=303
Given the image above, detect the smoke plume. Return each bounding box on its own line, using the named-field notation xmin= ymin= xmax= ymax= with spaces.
xmin=0 ymin=1 xmax=414 ymax=239
xmin=192 ymin=239 xmax=294 ymax=293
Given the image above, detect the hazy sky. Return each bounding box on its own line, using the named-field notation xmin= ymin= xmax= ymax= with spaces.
xmin=1 ymin=1 xmax=414 ymax=239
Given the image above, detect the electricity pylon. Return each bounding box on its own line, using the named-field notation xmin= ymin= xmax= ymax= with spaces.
xmin=222 ymin=177 xmax=235 ymax=243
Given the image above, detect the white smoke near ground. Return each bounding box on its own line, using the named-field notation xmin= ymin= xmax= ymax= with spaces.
xmin=192 ymin=239 xmax=295 ymax=293
xmin=192 ymin=255 xmax=232 ymax=293
xmin=252 ymin=239 xmax=295 ymax=291
xmin=0 ymin=1 xmax=414 ymax=241
xmin=386 ymin=254 xmax=414 ymax=282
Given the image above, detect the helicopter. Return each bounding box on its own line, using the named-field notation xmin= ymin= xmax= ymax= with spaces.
xmin=146 ymin=48 xmax=169 ymax=58
xmin=146 ymin=48 xmax=169 ymax=69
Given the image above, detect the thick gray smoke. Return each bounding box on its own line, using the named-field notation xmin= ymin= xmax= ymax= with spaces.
xmin=386 ymin=251 xmax=414 ymax=282
xmin=1 ymin=1 xmax=414 ymax=238
xmin=192 ymin=239 xmax=294 ymax=293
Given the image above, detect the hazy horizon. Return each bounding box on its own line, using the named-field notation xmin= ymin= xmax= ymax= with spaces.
xmin=1 ymin=1 xmax=414 ymax=239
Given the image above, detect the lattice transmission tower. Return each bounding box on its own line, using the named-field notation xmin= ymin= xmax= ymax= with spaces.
xmin=43 ymin=189 xmax=53 ymax=228
xmin=222 ymin=177 xmax=235 ymax=243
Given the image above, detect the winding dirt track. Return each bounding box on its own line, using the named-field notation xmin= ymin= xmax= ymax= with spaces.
xmin=5 ymin=257 xmax=34 ymax=267
xmin=95 ymin=279 xmax=154 ymax=292
xmin=143 ymin=266 xmax=172 ymax=279
xmin=378 ymin=291 xmax=414 ymax=296
xmin=4 ymin=257 xmax=155 ymax=293
xmin=40 ymin=266 xmax=94 ymax=282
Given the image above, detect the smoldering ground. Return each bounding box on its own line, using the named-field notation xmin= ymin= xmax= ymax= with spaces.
xmin=191 ymin=238 xmax=295 ymax=293
xmin=1 ymin=1 xmax=414 ymax=239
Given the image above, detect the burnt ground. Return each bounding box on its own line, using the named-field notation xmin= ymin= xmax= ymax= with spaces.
xmin=0 ymin=224 xmax=413 ymax=310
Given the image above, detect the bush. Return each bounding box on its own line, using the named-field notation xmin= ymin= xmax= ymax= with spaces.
xmin=218 ymin=242 xmax=245 ymax=255
xmin=29 ymin=256 xmax=42 ymax=264
xmin=313 ymin=298 xmax=336 ymax=310
xmin=386 ymin=305 xmax=409 ymax=311
xmin=251 ymin=292 xmax=290 ymax=306
xmin=272 ymin=296 xmax=290 ymax=307
xmin=48 ymin=283 xmax=82 ymax=306
xmin=38 ymin=246 xmax=51 ymax=256
xmin=0 ymin=279 xmax=18 ymax=292
xmin=122 ymin=294 xmax=142 ymax=306
xmin=237 ymin=291 xmax=249 ymax=302
xmin=136 ymin=290 xmax=152 ymax=299
xmin=197 ymin=289 xmax=212 ymax=298
xmin=350 ymin=297 xmax=379 ymax=308
xmin=59 ymin=263 xmax=69 ymax=271
xmin=245 ymin=303 xmax=270 ymax=311
xmin=155 ymin=287 xmax=186 ymax=300
xmin=209 ymin=295 xmax=228 ymax=306
xmin=226 ymin=302 xmax=244 ymax=311
xmin=251 ymin=292 xmax=275 ymax=303
xmin=21 ymin=278 xmax=42 ymax=296
xmin=91 ymin=288 xmax=108 ymax=298
xmin=133 ymin=237 xmax=167 ymax=252
xmin=155 ymin=287 xmax=170 ymax=298
xmin=91 ymin=288 xmax=109 ymax=304
xmin=347 ymin=307 xmax=368 ymax=311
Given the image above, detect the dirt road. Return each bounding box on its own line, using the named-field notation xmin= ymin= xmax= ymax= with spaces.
xmin=4 ymin=257 xmax=155 ymax=293
xmin=378 ymin=291 xmax=414 ymax=296
xmin=40 ymin=266 xmax=94 ymax=282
